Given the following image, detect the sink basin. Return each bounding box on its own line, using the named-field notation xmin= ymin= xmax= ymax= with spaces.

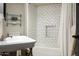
xmin=0 ymin=36 xmax=36 ymax=52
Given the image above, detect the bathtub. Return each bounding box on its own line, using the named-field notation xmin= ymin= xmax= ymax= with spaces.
xmin=33 ymin=46 xmax=62 ymax=56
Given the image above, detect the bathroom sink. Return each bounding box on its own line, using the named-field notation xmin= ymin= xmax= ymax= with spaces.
xmin=0 ymin=36 xmax=36 ymax=52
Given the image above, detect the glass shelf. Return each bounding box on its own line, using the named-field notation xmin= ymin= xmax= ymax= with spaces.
xmin=7 ymin=21 xmax=21 ymax=25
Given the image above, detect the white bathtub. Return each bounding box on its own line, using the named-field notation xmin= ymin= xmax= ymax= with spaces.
xmin=33 ymin=46 xmax=62 ymax=56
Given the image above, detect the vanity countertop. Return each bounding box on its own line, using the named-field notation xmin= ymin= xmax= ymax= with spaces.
xmin=0 ymin=36 xmax=36 ymax=52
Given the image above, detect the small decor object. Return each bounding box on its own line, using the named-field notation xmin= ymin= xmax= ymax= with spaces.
xmin=6 ymin=13 xmax=22 ymax=26
xmin=11 ymin=17 xmax=18 ymax=21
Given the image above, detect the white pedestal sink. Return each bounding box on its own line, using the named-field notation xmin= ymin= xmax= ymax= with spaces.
xmin=0 ymin=36 xmax=36 ymax=52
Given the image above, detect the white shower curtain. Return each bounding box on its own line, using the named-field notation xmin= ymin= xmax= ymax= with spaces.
xmin=61 ymin=3 xmax=76 ymax=56
xmin=58 ymin=3 xmax=76 ymax=56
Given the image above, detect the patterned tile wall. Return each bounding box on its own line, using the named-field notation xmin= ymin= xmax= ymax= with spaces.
xmin=36 ymin=4 xmax=62 ymax=48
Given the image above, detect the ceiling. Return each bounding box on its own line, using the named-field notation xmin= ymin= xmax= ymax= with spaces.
xmin=29 ymin=3 xmax=56 ymax=6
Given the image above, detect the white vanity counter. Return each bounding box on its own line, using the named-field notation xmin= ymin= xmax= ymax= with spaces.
xmin=0 ymin=36 xmax=36 ymax=52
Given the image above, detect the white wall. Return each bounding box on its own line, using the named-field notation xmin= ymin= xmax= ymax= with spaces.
xmin=32 ymin=3 xmax=65 ymax=56
xmin=6 ymin=3 xmax=25 ymax=36
xmin=36 ymin=4 xmax=61 ymax=48
xmin=0 ymin=14 xmax=3 ymax=38
xmin=27 ymin=4 xmax=37 ymax=39
xmin=0 ymin=3 xmax=3 ymax=13
xmin=0 ymin=4 xmax=4 ymax=39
